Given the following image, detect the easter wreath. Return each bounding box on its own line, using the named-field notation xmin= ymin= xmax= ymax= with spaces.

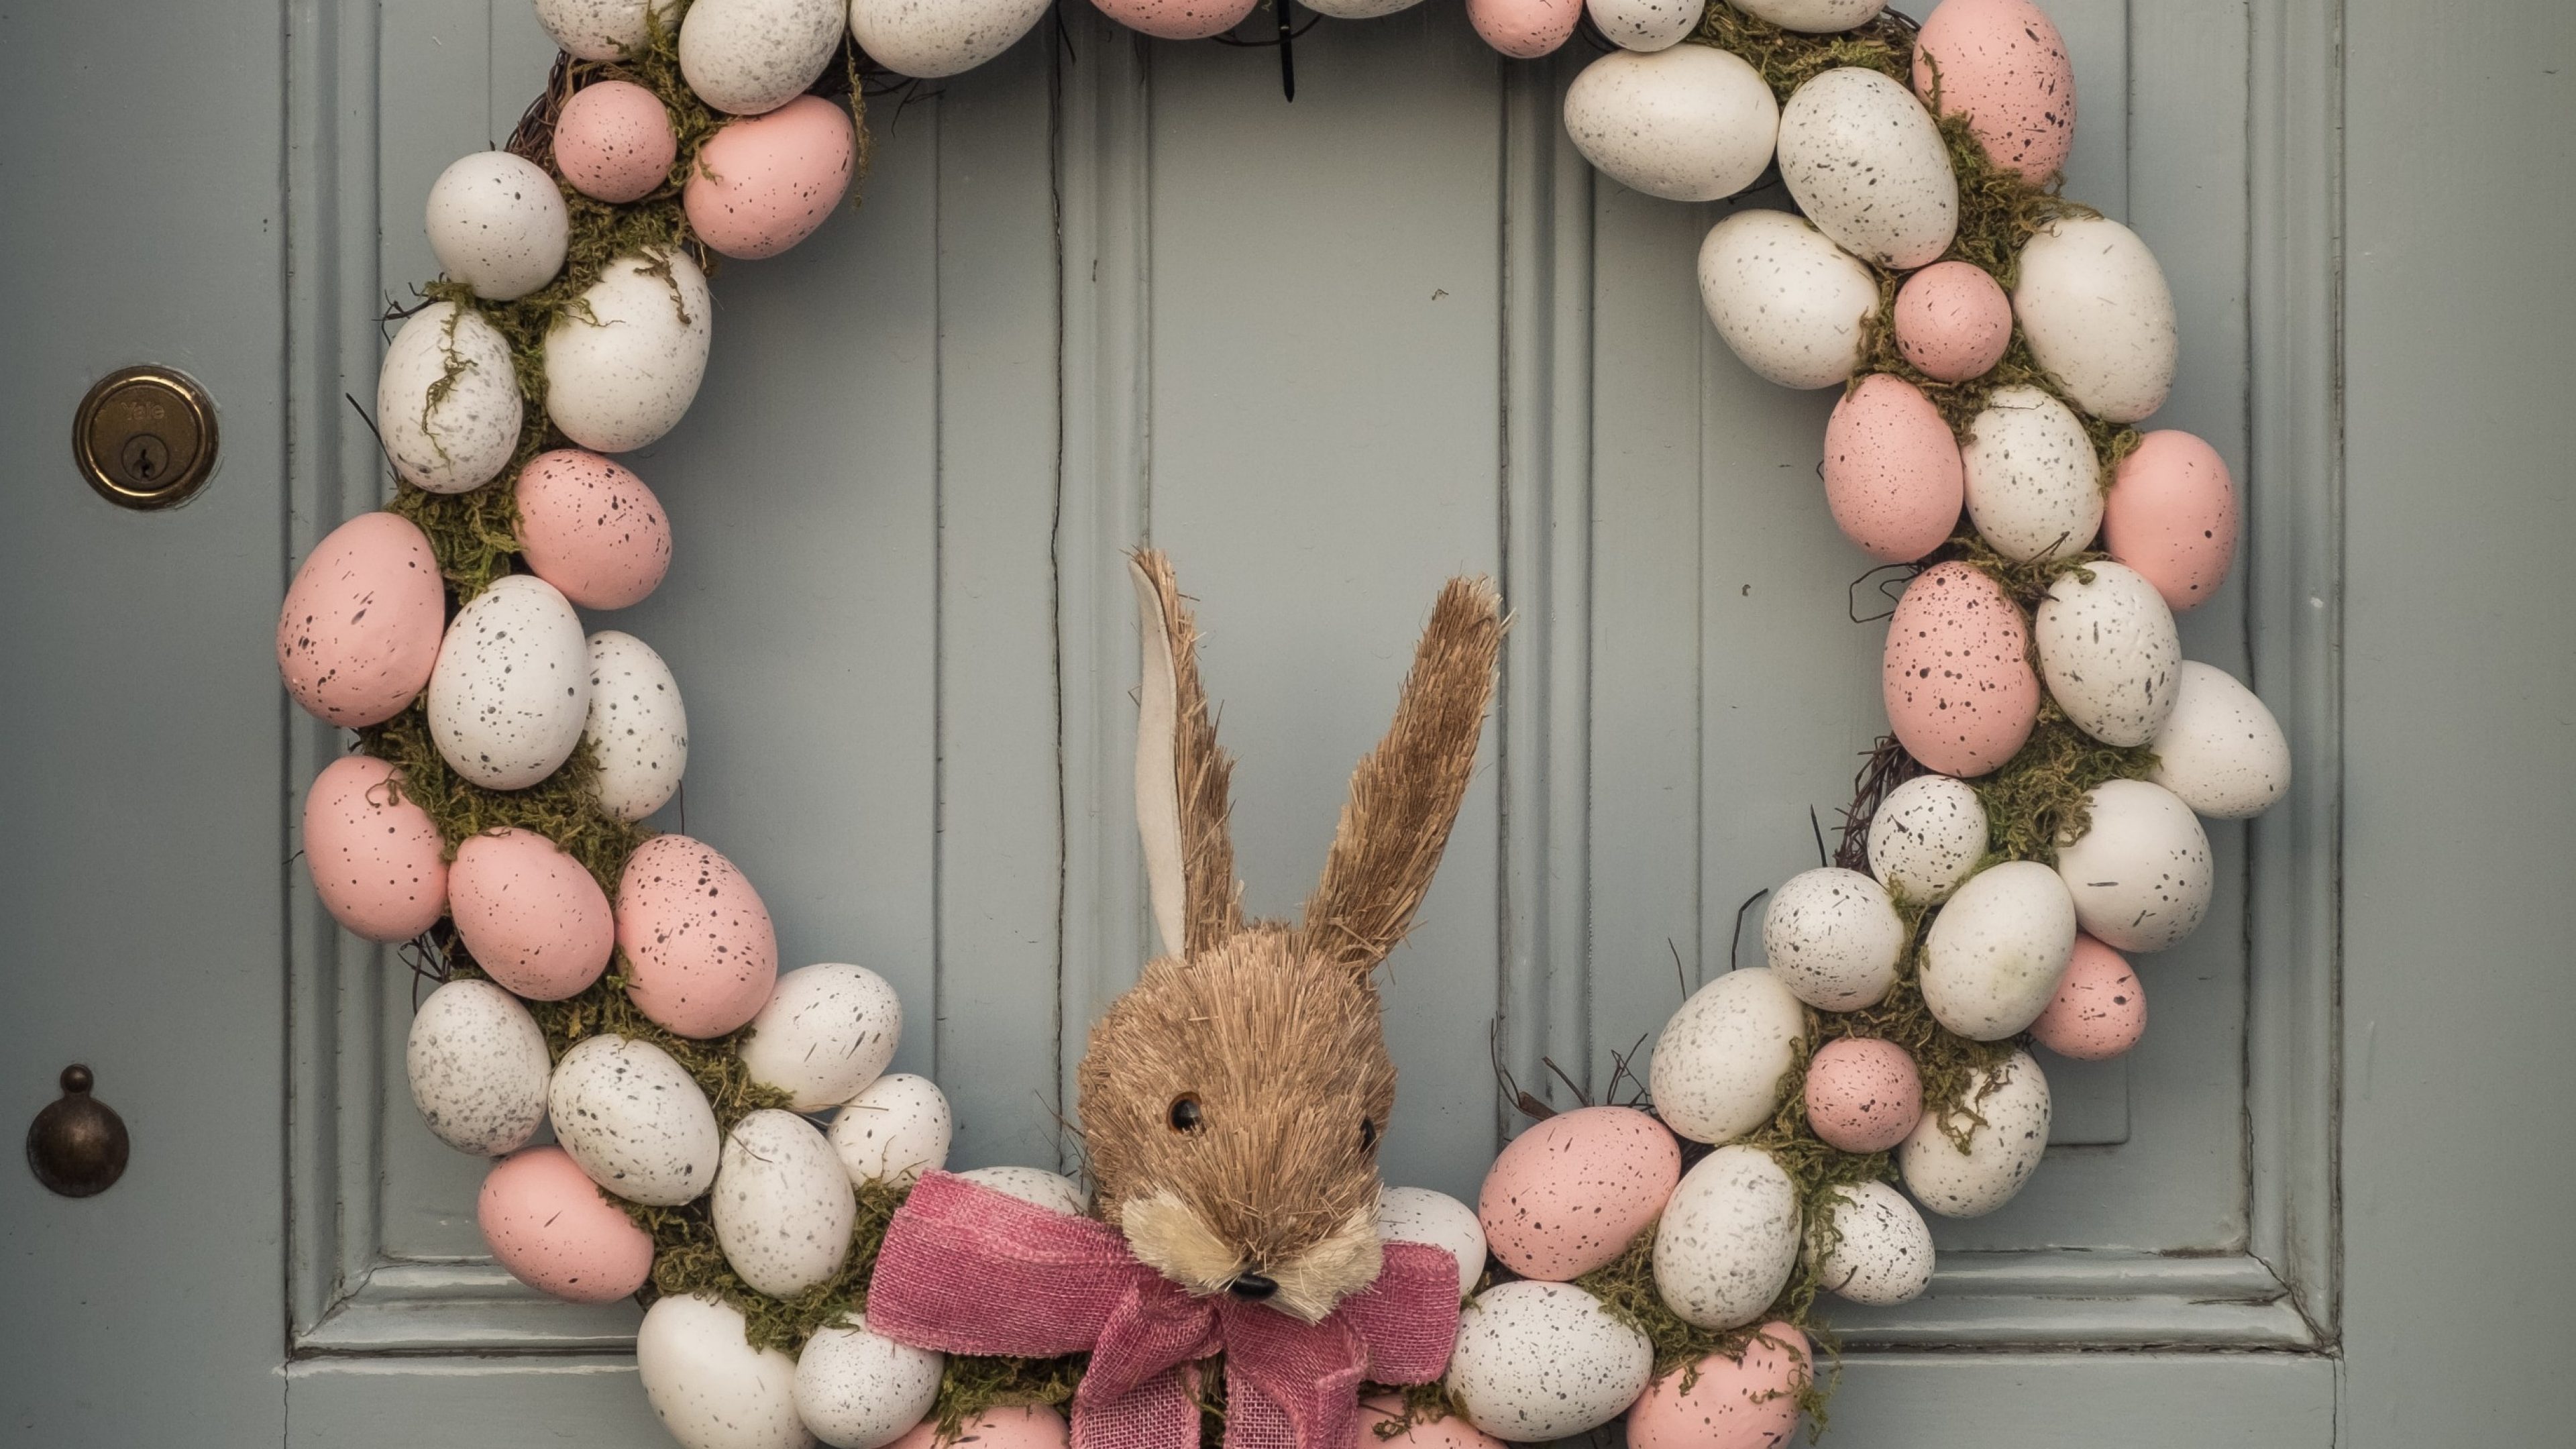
xmin=278 ymin=2 xmax=2294 ymax=1448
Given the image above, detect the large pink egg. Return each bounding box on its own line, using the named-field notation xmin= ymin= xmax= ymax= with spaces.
xmin=1882 ymin=561 xmax=2039 ymax=777
xmin=449 ymin=826 xmax=616 ymax=1000
xmin=554 ymin=79 xmax=678 ymax=204
xmin=1469 ymin=0 xmax=1580 ymax=58
xmin=278 ymin=512 xmax=446 ymax=728
xmin=1090 ymin=0 xmax=1258 ymax=41
xmin=616 ymin=835 xmax=779 ymax=1038
xmin=1355 ymin=1395 xmax=1507 ymax=1449
xmin=1893 ymin=262 xmax=2013 ymax=384
xmin=2104 ymin=430 xmax=2239 ymax=612
xmin=303 ymin=755 xmax=448 ymax=942
xmin=684 ymin=95 xmax=855 ymax=261
xmin=1911 ymin=0 xmax=2076 ymax=182
xmin=1823 ymin=375 xmax=1965 ymax=564
xmin=479 ymin=1146 xmax=656 ymax=1303
xmin=1477 ymin=1104 xmax=1680 ymax=1281
xmin=1626 ymin=1324 xmax=1810 ymax=1449
xmin=515 ymin=449 xmax=673 ymax=610
xmin=1803 ymin=1037 xmax=1923 ymax=1154
xmin=2030 ymin=934 xmax=2145 ymax=1060
xmin=888 ymin=1407 xmax=1069 ymax=1449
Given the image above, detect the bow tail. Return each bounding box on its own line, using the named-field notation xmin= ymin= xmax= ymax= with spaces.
xmin=1224 ymin=1358 xmax=1364 ymax=1449
xmin=1075 ymin=1366 xmax=1205 ymax=1449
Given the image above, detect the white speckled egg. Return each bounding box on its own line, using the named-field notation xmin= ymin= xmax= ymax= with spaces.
xmin=1566 ymin=44 xmax=1778 ymax=204
xmin=537 ymin=0 xmax=683 ymax=61
xmin=794 ymin=1316 xmax=944 ymax=1449
xmin=425 ymin=152 xmax=568 ymax=302
xmin=1776 ymin=67 xmax=1957 ymax=268
xmin=1652 ymin=1145 xmax=1800 ymax=1331
xmin=1762 ymin=867 xmax=1904 ymax=1011
xmin=1697 ymin=210 xmax=1878 ymax=390
xmin=1921 ymin=860 xmax=2077 ymax=1040
xmin=638 ymin=1293 xmax=815 ymax=1449
xmin=739 ymin=963 xmax=902 ymax=1112
xmin=1898 ymin=1049 xmax=2049 ymax=1217
xmin=1648 ymin=967 xmax=1808 ymax=1146
xmin=1807 ymin=1178 xmax=1933 ymax=1306
xmin=955 ymin=1165 xmax=1087 ymax=1216
xmin=1961 ymin=384 xmax=2102 ymax=562
xmin=828 ymin=1072 xmax=952 ymax=1186
xmin=545 ymin=249 xmax=712 ymax=454
xmin=2015 ymin=217 xmax=2178 ymax=425
xmin=680 ymin=0 xmax=845 ymax=115
xmin=426 ymin=574 xmax=592 ymax=790
xmin=407 ymin=978 xmax=551 ymax=1157
xmin=584 ymin=630 xmax=690 ymax=821
xmin=377 ymin=302 xmax=521 ymax=495
xmin=549 ymin=1034 xmax=723 ymax=1206
xmin=849 ymin=0 xmax=1051 ymax=78
xmin=1445 ymin=1279 xmax=1654 ymax=1442
xmin=1587 ymin=0 xmax=1700 ymax=52
xmin=715 ymin=1109 xmax=856 ymax=1298
xmin=2053 ymin=778 xmax=2212 ymax=953
xmin=1377 ymin=1185 xmax=1488 ymax=1301
xmin=2149 ymin=661 xmax=2291 ymax=819
xmin=1866 ymin=773 xmax=1988 ymax=904
xmin=1736 ymin=0 xmax=1885 ymax=31
xmin=2035 ymin=561 xmax=2181 ymax=747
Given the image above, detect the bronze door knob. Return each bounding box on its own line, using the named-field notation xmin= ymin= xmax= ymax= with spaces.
xmin=26 ymin=1065 xmax=129 ymax=1198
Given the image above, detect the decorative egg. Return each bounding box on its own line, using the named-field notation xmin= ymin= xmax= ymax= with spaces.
xmin=1762 ymin=867 xmax=1904 ymax=1010
xmin=1445 ymin=1280 xmax=1654 ymax=1442
xmin=2052 ymin=779 xmax=2212 ymax=953
xmin=545 ymin=248 xmax=713 ymax=454
xmin=849 ymin=0 xmax=1053 ymax=78
xmin=617 ymin=835 xmax=780 ymax=1038
xmin=886 ymin=1409 xmax=1064 ymax=1449
xmin=2106 ymin=430 xmax=2239 ymax=611
xmin=1910 ymin=0 xmax=2074 ymax=182
xmin=1801 ymin=1036 xmax=1921 ymax=1153
xmin=536 ymin=0 xmax=683 ymax=62
xmin=953 ymin=1165 xmax=1088 ymax=1215
xmin=447 ymin=826 xmax=616 ymax=1000
xmin=1564 ymin=46 xmax=1778 ymax=203
xmin=2149 ymin=661 xmax=2291 ymax=818
xmin=739 ymin=962 xmax=903 ymax=1112
xmin=1898 ymin=1049 xmax=2049 ymax=1217
xmin=585 ymin=631 xmax=690 ymax=822
xmin=1377 ymin=1186 xmax=1489 ymax=1301
xmin=2035 ymin=561 xmax=2182 ymax=747
xmin=637 ymin=1293 xmax=812 ymax=1449
xmin=1822 ymin=374 xmax=1964 ymax=563
xmin=2015 ymin=217 xmax=2178 ymax=425
xmin=303 ymin=754 xmax=448 ymax=942
xmin=425 ymin=574 xmax=593 ymax=790
xmin=1865 ymin=773 xmax=1988 ymax=904
xmin=679 ymin=0 xmax=845 ymax=115
xmin=1466 ymin=0 xmax=1581 ymax=58
xmin=794 ymin=1316 xmax=944 ymax=1449
xmin=407 ymin=978 xmax=551 ymax=1156
xmin=1735 ymin=0 xmax=1884 ymax=31
xmin=549 ymin=1033 xmax=724 ymax=1205
xmin=478 ymin=1146 xmax=656 ymax=1303
xmin=1652 ymin=1146 xmax=1800 ymax=1331
xmin=1960 ymin=384 xmax=2102 ymax=562
xmin=1697 ymin=210 xmax=1877 ymax=390
xmin=1587 ymin=0 xmax=1697 ymax=51
xmin=1776 ymin=67 xmax=1958 ymax=269
xmin=516 ymin=449 xmax=673 ymax=610
xmin=1880 ymin=561 xmax=2039 ymax=777
xmin=278 ymin=512 xmax=445 ymax=728
xmin=1807 ymin=1180 xmax=1932 ymax=1305
xmin=714 ymin=1109 xmax=856 ymax=1298
xmin=1091 ymin=0 xmax=1259 ymax=42
xmin=377 ymin=301 xmax=521 ymax=494
xmin=1892 ymin=260 xmax=2012 ymax=383
xmin=1647 ymin=967 xmax=1807 ymax=1146
xmin=1920 ymin=859 xmax=2078 ymax=1040
xmin=2029 ymin=934 xmax=2145 ymax=1060
xmin=1625 ymin=1324 xmax=1809 ymax=1449
xmin=425 ymin=151 xmax=568 ymax=302
xmin=1478 ymin=1105 xmax=1680 ymax=1281
xmin=686 ymin=96 xmax=855 ymax=260
xmin=1356 ymin=1395 xmax=1505 ymax=1449
xmin=828 ymin=1073 xmax=953 ymax=1186
xmin=555 ymin=80 xmax=680 ymax=203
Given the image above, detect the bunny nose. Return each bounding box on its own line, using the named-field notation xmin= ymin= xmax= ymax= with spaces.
xmin=1228 ymin=1273 xmax=1278 ymax=1301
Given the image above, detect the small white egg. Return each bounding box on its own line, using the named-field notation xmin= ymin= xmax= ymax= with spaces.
xmin=1586 ymin=0 xmax=1701 ymax=52
xmin=715 ymin=1110 xmax=857 ymax=1298
xmin=1899 ymin=1049 xmax=2051 ymax=1217
xmin=1653 ymin=1145 xmax=1801 ymax=1331
xmin=1776 ymin=67 xmax=1958 ymax=268
xmin=1921 ymin=860 xmax=2078 ymax=1040
xmin=739 ymin=963 xmax=902 ymax=1112
xmin=1763 ymin=867 xmax=1904 ymax=1010
xmin=1647 ymin=967 xmax=1809 ymax=1145
xmin=377 ymin=302 xmax=522 ymax=495
xmin=1962 ymin=384 xmax=2102 ymax=562
xmin=828 ymin=1072 xmax=953 ymax=1187
xmin=2015 ymin=216 xmax=2179 ymax=425
xmin=1697 ymin=209 xmax=1878 ymax=390
xmin=1735 ymin=0 xmax=1886 ymax=31
xmin=679 ymin=0 xmax=846 ymax=115
xmin=2053 ymin=779 xmax=2213 ymax=953
xmin=549 ymin=1034 xmax=722 ymax=1206
xmin=1807 ymin=1179 xmax=1934 ymax=1305
xmin=425 ymin=152 xmax=569 ymax=302
xmin=536 ymin=0 xmax=683 ymax=61
xmin=1867 ymin=773 xmax=1988 ymax=904
xmin=794 ymin=1316 xmax=943 ymax=1449
xmin=545 ymin=249 xmax=713 ymax=454
xmin=1445 ymin=1279 xmax=1654 ymax=1442
xmin=2036 ymin=561 xmax=2182 ymax=747
xmin=954 ymin=1165 xmax=1087 ymax=1216
xmin=584 ymin=630 xmax=690 ymax=821
xmin=637 ymin=1294 xmax=812 ymax=1449
xmin=848 ymin=0 xmax=1052 ymax=78
xmin=2149 ymin=661 xmax=2292 ymax=819
xmin=1566 ymin=44 xmax=1778 ymax=203
xmin=427 ymin=574 xmax=593 ymax=791
xmin=1377 ymin=1185 xmax=1489 ymax=1301
xmin=406 ymin=979 xmax=550 ymax=1157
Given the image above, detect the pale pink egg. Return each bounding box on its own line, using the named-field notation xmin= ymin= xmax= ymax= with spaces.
xmin=479 ymin=1146 xmax=656 ymax=1303
xmin=515 ymin=449 xmax=673 ymax=610
xmin=1882 ymin=561 xmax=2039 ymax=777
xmin=303 ymin=754 xmax=448 ymax=942
xmin=617 ymin=835 xmax=779 ymax=1038
xmin=2105 ymin=429 xmax=2239 ymax=612
xmin=1626 ymin=1323 xmax=1810 ymax=1449
xmin=278 ymin=511 xmax=446 ymax=728
xmin=1354 ymin=1395 xmax=1507 ymax=1449
xmin=1469 ymin=0 xmax=1581 ymax=58
xmin=2030 ymin=934 xmax=2145 ymax=1061
xmin=684 ymin=95 xmax=855 ymax=260
xmin=449 ymin=826 xmax=616 ymax=1000
xmin=1477 ymin=1104 xmax=1680 ymax=1281
xmin=554 ymin=79 xmax=679 ymax=204
xmin=888 ymin=1406 xmax=1069 ymax=1449
xmin=1823 ymin=375 xmax=1964 ymax=564
xmin=1803 ymin=1037 xmax=1923 ymax=1154
xmin=1091 ymin=0 xmax=1258 ymax=41
xmin=1912 ymin=0 xmax=2076 ymax=182
xmin=1893 ymin=261 xmax=2013 ymax=383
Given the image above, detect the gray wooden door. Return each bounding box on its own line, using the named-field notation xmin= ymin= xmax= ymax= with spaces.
xmin=5 ymin=2 xmax=2570 ymax=1447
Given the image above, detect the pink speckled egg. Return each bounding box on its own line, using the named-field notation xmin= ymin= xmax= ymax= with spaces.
xmin=684 ymin=95 xmax=854 ymax=260
xmin=1625 ymin=1323 xmax=1809 ymax=1449
xmin=1882 ymin=561 xmax=2039 ymax=777
xmin=2105 ymin=429 xmax=2239 ymax=612
xmin=1823 ymin=375 xmax=1964 ymax=564
xmin=515 ymin=449 xmax=673 ymax=610
xmin=888 ymin=1406 xmax=1069 ymax=1449
xmin=1355 ymin=1395 xmax=1507 ymax=1449
xmin=2030 ymin=934 xmax=2145 ymax=1060
xmin=1470 ymin=0 xmax=1580 ymax=58
xmin=278 ymin=512 xmax=446 ymax=728
xmin=303 ymin=754 xmax=448 ymax=942
xmin=478 ymin=1146 xmax=655 ymax=1303
xmin=1802 ymin=1037 xmax=1923 ymax=1153
xmin=1478 ymin=1104 xmax=1681 ymax=1281
xmin=555 ymin=79 xmax=678 ymax=205
xmin=1911 ymin=0 xmax=2076 ymax=182
xmin=1892 ymin=261 xmax=2013 ymax=383
xmin=449 ymin=827 xmax=616 ymax=1001
xmin=617 ymin=835 xmax=779 ymax=1038
xmin=1091 ymin=0 xmax=1257 ymax=42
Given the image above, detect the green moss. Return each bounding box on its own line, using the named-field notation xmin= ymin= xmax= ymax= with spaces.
xmin=932 ymin=1352 xmax=1088 ymax=1442
xmin=1695 ymin=1 xmax=1915 ymax=102
xmin=1969 ymin=716 xmax=2159 ymax=865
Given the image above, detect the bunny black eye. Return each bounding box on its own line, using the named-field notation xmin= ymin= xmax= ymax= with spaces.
xmin=1167 ymin=1095 xmax=1203 ymax=1133
xmin=1358 ymin=1117 xmax=1378 ymax=1152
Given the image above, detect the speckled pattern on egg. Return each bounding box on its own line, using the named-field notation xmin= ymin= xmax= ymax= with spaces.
xmin=678 ymin=0 xmax=846 ymax=116
xmin=794 ymin=1316 xmax=945 ymax=1449
xmin=584 ymin=630 xmax=690 ymax=822
xmin=740 ymin=962 xmax=902 ymax=1112
xmin=1697 ymin=209 xmax=1878 ymax=390
xmin=278 ymin=511 xmax=445 ymax=727
xmin=714 ymin=1109 xmax=857 ymax=1298
xmin=1892 ymin=260 xmax=2013 ymax=383
xmin=545 ymin=248 xmax=713 ymax=454
xmin=1377 ymin=1185 xmax=1489 ymax=1302
xmin=1646 ymin=967 xmax=1807 ymax=1146
xmin=1910 ymin=0 xmax=2075 ymax=182
xmin=2052 ymin=778 xmax=2212 ymax=953
xmin=2029 ymin=933 xmax=2146 ymax=1061
xmin=549 ymin=1033 xmax=723 ymax=1206
xmin=1652 ymin=1145 xmax=1801 ymax=1332
xmin=1822 ymin=374 xmax=1964 ymax=564
xmin=1444 ymin=1279 xmax=1654 ymax=1442
xmin=1478 ymin=1105 xmax=1680 ymax=1281
xmin=828 ymin=1071 xmax=953 ymax=1187
xmin=377 ymin=301 xmax=523 ymax=495
xmin=2035 ymin=560 xmax=2181 ymax=747
xmin=1960 ymin=384 xmax=2104 ymax=563
xmin=1801 ymin=1036 xmax=1922 ymax=1154
xmin=1865 ymin=773 xmax=1988 ymax=903
xmin=2015 ymin=215 xmax=2179 ymax=425
xmin=425 ymin=151 xmax=568 ymax=302
xmin=1736 ymin=0 xmax=1884 ymax=32
xmin=849 ymin=0 xmax=1055 ymax=79
xmin=406 ymin=978 xmax=551 ymax=1157
xmin=637 ymin=1293 xmax=813 ymax=1449
xmin=425 ymin=574 xmax=594 ymax=791
xmin=478 ymin=1146 xmax=656 ymax=1303
xmin=1091 ymin=0 xmax=1259 ymax=42
xmin=617 ymin=834 xmax=779 ymax=1037
xmin=1880 ymin=561 xmax=2040 ymax=777
xmin=1762 ymin=867 xmax=1905 ymax=1010
xmin=303 ymin=754 xmax=448 ymax=942
xmin=1586 ymin=0 xmax=1700 ymax=53
xmin=537 ymin=0 xmax=682 ymax=62
xmin=1920 ymin=859 xmax=2078 ymax=1040
xmin=1807 ymin=1180 xmax=1933 ymax=1306
xmin=555 ymin=80 xmax=680 ymax=203
xmin=516 ymin=448 xmax=674 ymax=610
xmin=2106 ymin=429 xmax=2240 ymax=611
xmin=1625 ymin=1323 xmax=1810 ymax=1449
xmin=954 ymin=1165 xmax=1089 ymax=1216
xmin=1465 ymin=0 xmax=1581 ymax=58
xmin=2148 ymin=661 xmax=2290 ymax=819
xmin=1899 ymin=1049 xmax=2051 ymax=1218
xmin=686 ymin=96 xmax=855 ymax=260
xmin=1776 ymin=67 xmax=1959 ymax=269
xmin=1564 ymin=46 xmax=1779 ymax=204
xmin=448 ymin=826 xmax=617 ymax=1000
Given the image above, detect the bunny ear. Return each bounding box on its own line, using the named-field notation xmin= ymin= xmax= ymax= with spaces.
xmin=1297 ymin=575 xmax=1505 ymax=979
xmin=1130 ymin=551 xmax=1241 ymax=959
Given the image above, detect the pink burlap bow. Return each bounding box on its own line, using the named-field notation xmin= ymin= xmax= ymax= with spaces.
xmin=866 ymin=1171 xmax=1460 ymax=1449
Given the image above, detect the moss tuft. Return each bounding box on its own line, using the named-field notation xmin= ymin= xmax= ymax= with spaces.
xmin=1695 ymin=1 xmax=1915 ymax=103
xmin=1969 ymin=716 xmax=2159 ymax=865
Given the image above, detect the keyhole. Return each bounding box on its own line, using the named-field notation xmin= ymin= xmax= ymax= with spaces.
xmin=119 ymin=433 xmax=169 ymax=484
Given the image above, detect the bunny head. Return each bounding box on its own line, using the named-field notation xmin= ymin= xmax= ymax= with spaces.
xmin=1075 ymin=551 xmax=1503 ymax=1324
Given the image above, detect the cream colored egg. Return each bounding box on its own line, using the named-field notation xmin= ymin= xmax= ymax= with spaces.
xmin=377 ymin=302 xmax=522 ymax=494
xmin=794 ymin=1316 xmax=944 ymax=1449
xmin=2035 ymin=561 xmax=2181 ymax=747
xmin=1776 ymin=68 xmax=1958 ymax=268
xmin=637 ymin=1294 xmax=814 ymax=1449
xmin=715 ymin=1109 xmax=856 ymax=1298
xmin=849 ymin=0 xmax=1051 ymax=78
xmin=1866 ymin=773 xmax=1988 ymax=904
xmin=1921 ymin=860 xmax=2077 ymax=1040
xmin=828 ymin=1072 xmax=951 ymax=1187
xmin=1736 ymin=0 xmax=1885 ymax=32
xmin=1763 ymin=867 xmax=1904 ymax=1010
xmin=1445 ymin=1280 xmax=1653 ymax=1442
xmin=1697 ymin=209 xmax=1878 ymax=390
xmin=1652 ymin=1145 xmax=1800 ymax=1331
xmin=545 ymin=248 xmax=713 ymax=453
xmin=1587 ymin=0 xmax=1699 ymax=52
xmin=537 ymin=0 xmax=684 ymax=61
xmin=584 ymin=630 xmax=690 ymax=821
xmin=2149 ymin=661 xmax=2292 ymax=819
xmin=427 ymin=575 xmax=592 ymax=790
xmin=1565 ymin=45 xmax=1778 ymax=203
xmin=1961 ymin=384 xmax=2102 ymax=561
xmin=2053 ymin=779 xmax=2212 ymax=953
xmin=1648 ymin=967 xmax=1808 ymax=1145
xmin=2015 ymin=216 xmax=2179 ymax=425
xmin=1378 ymin=1185 xmax=1488 ymax=1301
xmin=406 ymin=979 xmax=551 ymax=1157
xmin=425 ymin=152 xmax=569 ymax=301
xmin=1899 ymin=1049 xmax=2049 ymax=1217
xmin=739 ymin=963 xmax=902 ymax=1112
xmin=679 ymin=0 xmax=845 ymax=115
xmin=549 ymin=1034 xmax=722 ymax=1206
xmin=955 ymin=1165 xmax=1087 ymax=1216
xmin=1807 ymin=1178 xmax=1934 ymax=1306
